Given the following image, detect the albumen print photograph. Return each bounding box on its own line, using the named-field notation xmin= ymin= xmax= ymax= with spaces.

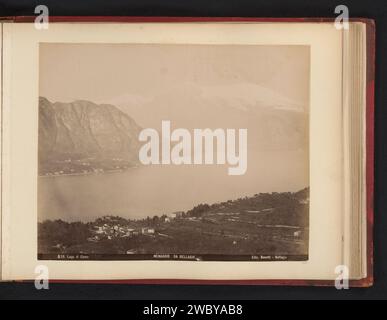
xmin=37 ymin=43 xmax=310 ymax=261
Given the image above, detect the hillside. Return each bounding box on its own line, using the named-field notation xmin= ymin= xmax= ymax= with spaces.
xmin=38 ymin=188 xmax=309 ymax=257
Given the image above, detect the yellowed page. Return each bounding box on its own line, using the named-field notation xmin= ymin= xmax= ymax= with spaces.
xmin=2 ymin=22 xmax=343 ymax=281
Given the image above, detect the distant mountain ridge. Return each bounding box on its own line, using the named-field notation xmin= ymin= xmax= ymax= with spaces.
xmin=39 ymin=97 xmax=142 ymax=174
xmin=107 ymin=82 xmax=308 ymax=151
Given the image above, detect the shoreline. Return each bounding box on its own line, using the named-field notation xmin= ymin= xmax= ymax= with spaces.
xmin=38 ymin=166 xmax=139 ymax=178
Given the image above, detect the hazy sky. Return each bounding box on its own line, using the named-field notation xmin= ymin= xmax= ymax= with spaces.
xmin=39 ymin=43 xmax=310 ymax=106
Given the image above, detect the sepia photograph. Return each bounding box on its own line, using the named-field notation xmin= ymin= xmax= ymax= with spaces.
xmin=0 ymin=0 xmax=380 ymax=300
xmin=37 ymin=43 xmax=310 ymax=261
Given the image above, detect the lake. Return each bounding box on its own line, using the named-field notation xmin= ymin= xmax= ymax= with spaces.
xmin=38 ymin=151 xmax=308 ymax=222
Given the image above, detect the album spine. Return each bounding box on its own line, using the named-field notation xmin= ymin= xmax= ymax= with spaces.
xmin=0 ymin=21 xmax=3 ymax=281
xmin=361 ymin=18 xmax=375 ymax=288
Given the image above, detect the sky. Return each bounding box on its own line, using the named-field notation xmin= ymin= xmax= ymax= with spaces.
xmin=39 ymin=43 xmax=310 ymax=108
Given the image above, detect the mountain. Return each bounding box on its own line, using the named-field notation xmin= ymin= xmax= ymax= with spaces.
xmin=39 ymin=97 xmax=142 ymax=175
xmin=106 ymin=82 xmax=308 ymax=151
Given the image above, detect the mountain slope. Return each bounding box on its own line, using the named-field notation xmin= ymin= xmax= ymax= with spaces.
xmin=39 ymin=97 xmax=142 ymax=174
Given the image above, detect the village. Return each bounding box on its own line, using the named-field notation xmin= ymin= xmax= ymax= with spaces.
xmin=86 ymin=211 xmax=186 ymax=243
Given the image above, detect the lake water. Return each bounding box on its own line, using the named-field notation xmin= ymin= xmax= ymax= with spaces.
xmin=38 ymin=151 xmax=307 ymax=222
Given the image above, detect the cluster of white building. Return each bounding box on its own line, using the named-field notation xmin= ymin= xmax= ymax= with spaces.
xmin=87 ymin=211 xmax=186 ymax=242
xmin=87 ymin=223 xmax=155 ymax=242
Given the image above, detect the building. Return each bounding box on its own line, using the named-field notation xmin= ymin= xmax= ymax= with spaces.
xmin=95 ymin=226 xmax=104 ymax=234
xmin=298 ymin=198 xmax=310 ymax=204
xmin=141 ymin=227 xmax=155 ymax=235
xmin=121 ymin=228 xmax=134 ymax=237
xmin=294 ymin=230 xmax=302 ymax=237
xmin=169 ymin=211 xmax=184 ymax=219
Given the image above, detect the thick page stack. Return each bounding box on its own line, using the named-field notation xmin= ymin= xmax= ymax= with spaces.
xmin=0 ymin=17 xmax=374 ymax=286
